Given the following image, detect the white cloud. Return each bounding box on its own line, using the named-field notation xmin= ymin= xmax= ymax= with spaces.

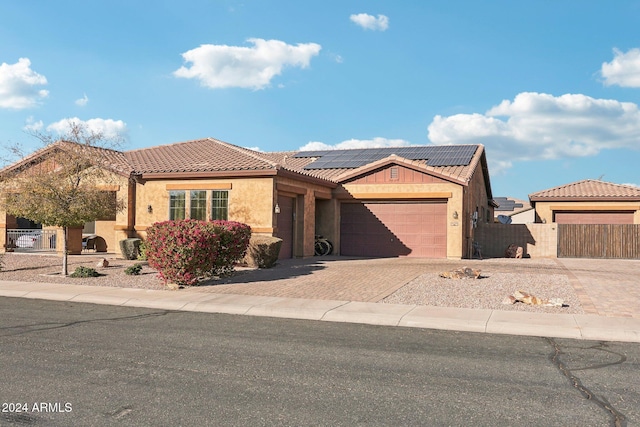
xmin=23 ymin=116 xmax=44 ymax=132
xmin=601 ymin=48 xmax=640 ymax=87
xmin=75 ymin=93 xmax=89 ymax=106
xmin=46 ymin=117 xmax=128 ymax=141
xmin=173 ymin=38 xmax=322 ymax=90
xmin=0 ymin=58 xmax=49 ymax=109
xmin=428 ymin=92 xmax=640 ymax=173
xmin=299 ymin=137 xmax=411 ymax=151
xmin=349 ymin=13 xmax=389 ymax=31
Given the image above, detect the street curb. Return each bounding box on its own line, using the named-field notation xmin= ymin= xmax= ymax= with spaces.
xmin=1 ymin=281 xmax=639 ymax=343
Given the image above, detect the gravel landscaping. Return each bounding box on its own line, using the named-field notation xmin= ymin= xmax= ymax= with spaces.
xmin=0 ymin=253 xmax=166 ymax=290
xmin=381 ymin=270 xmax=584 ymax=314
xmin=0 ymin=252 xmax=584 ymax=314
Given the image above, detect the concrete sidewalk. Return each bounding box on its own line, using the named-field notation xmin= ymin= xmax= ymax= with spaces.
xmin=1 ymin=279 xmax=639 ymax=343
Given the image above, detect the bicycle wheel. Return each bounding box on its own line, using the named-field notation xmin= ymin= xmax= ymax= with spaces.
xmin=323 ymin=239 xmax=333 ymax=255
xmin=315 ymin=239 xmax=331 ymax=256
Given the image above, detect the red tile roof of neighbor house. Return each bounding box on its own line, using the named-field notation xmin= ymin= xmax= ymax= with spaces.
xmin=529 ymin=179 xmax=640 ymax=201
xmin=0 ymin=141 xmax=133 ymax=177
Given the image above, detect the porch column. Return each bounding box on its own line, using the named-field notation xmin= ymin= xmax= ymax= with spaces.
xmin=56 ymin=226 xmax=84 ymax=255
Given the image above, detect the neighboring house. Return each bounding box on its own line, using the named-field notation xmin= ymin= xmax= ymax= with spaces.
xmin=493 ymin=197 xmax=534 ymax=224
xmin=529 ymin=179 xmax=640 ymax=224
xmin=1 ymin=138 xmax=495 ymax=259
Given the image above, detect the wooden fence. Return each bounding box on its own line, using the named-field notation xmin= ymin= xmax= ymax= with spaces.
xmin=558 ymin=224 xmax=640 ymax=259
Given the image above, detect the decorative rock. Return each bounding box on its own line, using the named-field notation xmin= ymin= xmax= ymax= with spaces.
xmin=504 ymin=290 xmax=565 ymax=307
xmin=166 ymin=283 xmax=181 ymax=291
xmin=96 ymin=258 xmax=109 ymax=268
xmin=505 ymin=244 xmax=523 ymax=258
xmin=439 ymin=267 xmax=481 ymax=279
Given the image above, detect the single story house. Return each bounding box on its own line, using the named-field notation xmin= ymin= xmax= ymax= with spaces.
xmin=1 ymin=138 xmax=495 ymax=259
xmin=529 ymin=179 xmax=640 ymax=224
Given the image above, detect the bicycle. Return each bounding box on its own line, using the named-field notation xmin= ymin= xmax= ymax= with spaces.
xmin=314 ymin=235 xmax=333 ymax=256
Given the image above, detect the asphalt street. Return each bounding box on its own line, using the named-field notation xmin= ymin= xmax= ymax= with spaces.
xmin=1 ymin=297 xmax=639 ymax=426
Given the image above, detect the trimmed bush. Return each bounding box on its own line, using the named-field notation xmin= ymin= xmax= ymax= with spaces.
xmin=243 ymin=235 xmax=282 ymax=268
xmin=137 ymin=241 xmax=147 ymax=261
xmin=124 ymin=263 xmax=143 ymax=276
xmin=70 ymin=266 xmax=100 ymax=278
xmin=119 ymin=238 xmax=141 ymax=260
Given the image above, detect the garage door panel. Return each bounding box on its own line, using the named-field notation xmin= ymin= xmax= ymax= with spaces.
xmin=340 ymin=201 xmax=447 ymax=258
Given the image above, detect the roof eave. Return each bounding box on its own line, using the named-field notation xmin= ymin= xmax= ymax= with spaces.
xmin=139 ymin=169 xmax=279 ymax=180
xmin=529 ymin=196 xmax=640 ymax=202
xmin=276 ymin=168 xmax=338 ymax=188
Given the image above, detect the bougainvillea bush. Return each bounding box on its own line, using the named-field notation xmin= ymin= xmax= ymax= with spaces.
xmin=145 ymin=219 xmax=251 ymax=286
xmin=210 ymin=220 xmax=252 ymax=276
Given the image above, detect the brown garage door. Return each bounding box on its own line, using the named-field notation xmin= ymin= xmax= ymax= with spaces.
xmin=555 ymin=211 xmax=634 ymax=224
xmin=275 ymin=195 xmax=294 ymax=259
xmin=340 ymin=201 xmax=447 ymax=258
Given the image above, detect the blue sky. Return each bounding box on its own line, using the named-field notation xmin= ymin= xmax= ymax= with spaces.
xmin=1 ymin=0 xmax=639 ymax=199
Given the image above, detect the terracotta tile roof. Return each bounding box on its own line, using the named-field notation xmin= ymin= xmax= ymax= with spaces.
xmin=124 ymin=138 xmax=281 ymax=174
xmin=0 ymin=141 xmax=132 ymax=177
xmin=2 ymin=137 xmax=487 ymax=188
xmin=529 ymin=179 xmax=640 ymax=201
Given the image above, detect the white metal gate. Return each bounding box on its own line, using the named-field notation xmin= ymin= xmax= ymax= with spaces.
xmin=6 ymin=229 xmax=57 ymax=252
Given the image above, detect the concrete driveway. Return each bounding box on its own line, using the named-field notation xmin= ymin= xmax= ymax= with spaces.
xmin=189 ymin=256 xmax=640 ymax=319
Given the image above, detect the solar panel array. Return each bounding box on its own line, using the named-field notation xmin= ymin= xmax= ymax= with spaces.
xmin=294 ymin=145 xmax=478 ymax=170
xmin=494 ymin=197 xmax=524 ymax=212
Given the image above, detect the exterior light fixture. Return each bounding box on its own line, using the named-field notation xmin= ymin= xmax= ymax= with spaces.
xmin=274 ymin=203 xmax=281 ymax=214
xmin=452 ymin=211 xmax=458 ymax=219
xmin=147 ymin=205 xmax=153 ymax=213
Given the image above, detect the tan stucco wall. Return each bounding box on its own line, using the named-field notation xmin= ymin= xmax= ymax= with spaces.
xmin=133 ymin=177 xmax=276 ymax=236
xmin=475 ymin=223 xmax=558 ymax=258
xmin=461 ymin=165 xmax=493 ymax=259
xmin=275 ymin=176 xmax=334 ymax=257
xmin=535 ymin=201 xmax=640 ymax=224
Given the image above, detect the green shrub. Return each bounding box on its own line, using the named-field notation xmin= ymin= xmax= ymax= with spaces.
xmin=70 ymin=266 xmax=100 ymax=278
xmin=119 ymin=238 xmax=141 ymax=260
xmin=124 ymin=263 xmax=143 ymax=275
xmin=137 ymin=241 xmax=147 ymax=261
xmin=243 ymin=235 xmax=282 ymax=268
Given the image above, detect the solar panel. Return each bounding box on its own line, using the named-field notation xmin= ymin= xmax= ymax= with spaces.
xmin=296 ymin=145 xmax=478 ymax=169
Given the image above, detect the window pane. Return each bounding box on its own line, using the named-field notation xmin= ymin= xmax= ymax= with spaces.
xmin=169 ymin=191 xmax=186 ymax=220
xmin=211 ymin=190 xmax=228 ymax=220
xmin=190 ymin=190 xmax=207 ymax=220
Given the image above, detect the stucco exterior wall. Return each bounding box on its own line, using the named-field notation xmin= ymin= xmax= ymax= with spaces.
xmin=475 ymin=223 xmax=558 ymax=258
xmin=462 ymin=164 xmax=493 ymax=258
xmin=275 ymin=175 xmax=334 ymax=257
xmin=133 ymin=177 xmax=276 ymax=237
xmin=534 ymin=201 xmax=640 ymax=224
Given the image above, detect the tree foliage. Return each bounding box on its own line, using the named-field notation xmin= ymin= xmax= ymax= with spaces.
xmin=1 ymin=121 xmax=127 ymax=275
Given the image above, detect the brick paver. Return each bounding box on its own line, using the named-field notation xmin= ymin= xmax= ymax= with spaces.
xmin=556 ymin=258 xmax=640 ymax=318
